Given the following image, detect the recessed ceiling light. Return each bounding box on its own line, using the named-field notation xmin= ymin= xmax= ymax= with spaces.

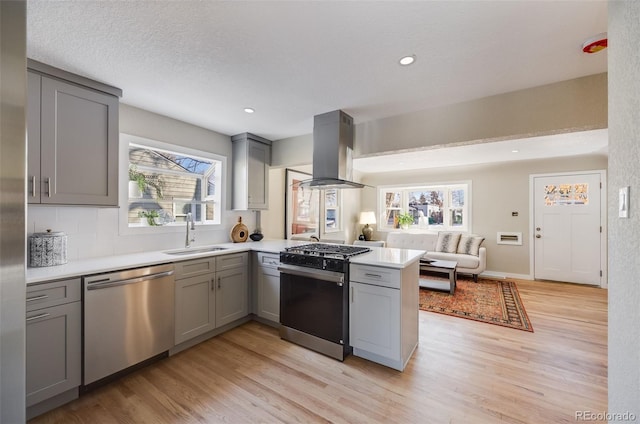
xmin=512 ymin=150 xmax=519 ymax=153
xmin=244 ymin=107 xmax=255 ymax=114
xmin=398 ymin=55 xmax=416 ymax=66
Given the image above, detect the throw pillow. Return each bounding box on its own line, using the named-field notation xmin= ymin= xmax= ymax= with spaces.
xmin=457 ymin=234 xmax=485 ymax=256
xmin=435 ymin=232 xmax=461 ymax=254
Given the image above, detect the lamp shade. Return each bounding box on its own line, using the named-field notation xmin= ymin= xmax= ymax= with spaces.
xmin=359 ymin=211 xmax=376 ymax=225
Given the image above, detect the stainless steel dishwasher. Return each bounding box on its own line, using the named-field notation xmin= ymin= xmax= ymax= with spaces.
xmin=83 ymin=263 xmax=175 ymax=385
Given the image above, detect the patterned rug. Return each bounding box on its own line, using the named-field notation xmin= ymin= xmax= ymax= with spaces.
xmin=419 ymin=276 xmax=534 ymax=332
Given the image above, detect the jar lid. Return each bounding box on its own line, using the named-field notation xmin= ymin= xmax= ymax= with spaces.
xmin=31 ymin=229 xmax=66 ymax=237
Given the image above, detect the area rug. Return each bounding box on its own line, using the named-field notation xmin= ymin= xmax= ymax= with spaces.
xmin=419 ymin=277 xmax=534 ymax=332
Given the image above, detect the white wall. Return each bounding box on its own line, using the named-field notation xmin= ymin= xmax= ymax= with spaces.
xmin=26 ymin=104 xmax=257 ymax=260
xmin=608 ymin=0 xmax=640 ymax=417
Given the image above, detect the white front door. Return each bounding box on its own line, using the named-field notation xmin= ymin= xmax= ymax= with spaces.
xmin=533 ymin=173 xmax=602 ymax=285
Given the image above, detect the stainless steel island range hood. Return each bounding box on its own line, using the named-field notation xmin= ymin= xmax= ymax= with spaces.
xmin=299 ymin=110 xmax=364 ymax=189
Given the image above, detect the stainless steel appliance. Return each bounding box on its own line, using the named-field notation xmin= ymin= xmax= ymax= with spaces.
xmin=297 ymin=110 xmax=364 ymax=189
xmin=83 ymin=263 xmax=175 ymax=386
xmin=278 ymin=243 xmax=370 ymax=360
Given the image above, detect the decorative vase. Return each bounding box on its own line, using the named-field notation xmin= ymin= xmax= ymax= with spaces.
xmin=250 ymin=231 xmax=264 ymax=242
xmin=128 ymin=180 xmax=142 ymax=198
xmin=362 ymin=224 xmax=373 ymax=241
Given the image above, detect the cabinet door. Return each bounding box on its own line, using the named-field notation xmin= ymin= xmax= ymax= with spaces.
xmin=40 ymin=76 xmax=118 ymax=206
xmin=215 ymin=266 xmax=248 ymax=327
xmin=247 ymin=140 xmax=270 ymax=209
xmin=257 ymin=265 xmax=280 ymax=322
xmin=27 ymin=71 xmax=42 ymax=203
xmin=175 ymin=274 xmax=216 ymax=344
xmin=26 ymin=301 xmax=81 ymax=406
xmin=350 ymin=282 xmax=400 ymax=361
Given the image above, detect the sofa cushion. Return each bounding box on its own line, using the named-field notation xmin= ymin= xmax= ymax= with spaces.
xmin=435 ymin=232 xmax=461 ymax=253
xmin=425 ymin=252 xmax=481 ymax=269
xmin=457 ymin=234 xmax=485 ymax=256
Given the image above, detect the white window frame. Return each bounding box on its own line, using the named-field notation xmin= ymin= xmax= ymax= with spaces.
xmin=119 ymin=133 xmax=226 ymax=235
xmin=378 ymin=181 xmax=472 ymax=233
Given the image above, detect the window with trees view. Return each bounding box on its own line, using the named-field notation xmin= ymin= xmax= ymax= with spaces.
xmin=379 ymin=182 xmax=470 ymax=232
xmin=127 ymin=142 xmax=223 ymax=227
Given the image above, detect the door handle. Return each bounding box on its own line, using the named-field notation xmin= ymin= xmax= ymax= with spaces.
xmin=536 ymin=227 xmax=541 ymax=231
xmin=211 ymin=279 xmax=214 ymax=291
xmin=45 ymin=177 xmax=51 ymax=197
xmin=536 ymin=234 xmax=541 ymax=238
xmin=218 ymin=277 xmax=221 ymax=289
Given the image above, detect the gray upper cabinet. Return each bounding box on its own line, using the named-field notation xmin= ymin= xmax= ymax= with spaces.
xmin=27 ymin=60 xmax=121 ymax=206
xmin=231 ymin=133 xmax=271 ymax=210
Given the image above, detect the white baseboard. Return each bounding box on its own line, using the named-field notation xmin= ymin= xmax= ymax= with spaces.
xmin=480 ymin=270 xmax=533 ymax=280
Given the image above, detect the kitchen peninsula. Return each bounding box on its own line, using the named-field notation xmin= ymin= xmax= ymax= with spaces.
xmin=25 ymin=240 xmax=424 ymax=418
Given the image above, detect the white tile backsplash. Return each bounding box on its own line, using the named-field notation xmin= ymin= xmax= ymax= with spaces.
xmin=27 ymin=205 xmax=256 ymax=261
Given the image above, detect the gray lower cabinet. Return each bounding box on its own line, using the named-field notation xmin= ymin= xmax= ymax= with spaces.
xmin=174 ymin=257 xmax=216 ymax=344
xmin=255 ymin=252 xmax=280 ymax=323
xmin=26 ymin=278 xmax=81 ymax=418
xmin=349 ymin=262 xmax=419 ymax=371
xmin=27 ymin=61 xmax=121 ymax=206
xmin=174 ymin=253 xmax=248 ymax=344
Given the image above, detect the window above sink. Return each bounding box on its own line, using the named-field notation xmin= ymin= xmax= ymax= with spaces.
xmin=122 ymin=133 xmax=226 ymax=230
xmin=120 ymin=134 xmax=226 ymax=233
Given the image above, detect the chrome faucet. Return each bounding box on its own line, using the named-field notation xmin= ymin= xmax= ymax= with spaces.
xmin=185 ymin=212 xmax=196 ymax=248
xmin=310 ymin=235 xmax=319 ymax=242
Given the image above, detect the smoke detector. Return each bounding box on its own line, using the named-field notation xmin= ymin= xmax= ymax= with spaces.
xmin=582 ymin=33 xmax=607 ymax=54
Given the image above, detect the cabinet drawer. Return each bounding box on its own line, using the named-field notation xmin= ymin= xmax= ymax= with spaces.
xmin=350 ymin=264 xmax=400 ymax=289
xmin=257 ymin=252 xmax=279 ymax=269
xmin=216 ymin=252 xmax=248 ymax=271
xmin=174 ymin=258 xmax=216 ymax=279
xmin=26 ymin=278 xmax=81 ymax=312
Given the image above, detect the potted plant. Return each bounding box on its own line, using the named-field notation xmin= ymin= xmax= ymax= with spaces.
xmin=396 ymin=211 xmax=414 ymax=230
xmin=128 ymin=166 xmax=164 ymax=199
xmin=138 ymin=210 xmax=160 ymax=226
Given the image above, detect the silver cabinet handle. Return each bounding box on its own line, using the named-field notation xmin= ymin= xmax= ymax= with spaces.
xmin=26 ymin=312 xmax=50 ymax=322
xmin=45 ymin=177 xmax=51 ymax=197
xmin=30 ymin=176 xmax=36 ymax=197
xmin=86 ymin=270 xmax=174 ymax=290
xmin=218 ymin=277 xmax=221 ymax=289
xmin=26 ymin=294 xmax=48 ymax=302
xmin=364 ymin=273 xmax=382 ymax=278
xmin=351 ymin=286 xmax=354 ymax=303
xmin=211 ymin=279 xmax=214 ymax=291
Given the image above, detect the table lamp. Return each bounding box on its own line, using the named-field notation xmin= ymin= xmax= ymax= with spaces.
xmin=359 ymin=211 xmax=376 ymax=241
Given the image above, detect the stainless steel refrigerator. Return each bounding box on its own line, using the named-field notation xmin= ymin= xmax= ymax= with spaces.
xmin=0 ymin=1 xmax=27 ymax=422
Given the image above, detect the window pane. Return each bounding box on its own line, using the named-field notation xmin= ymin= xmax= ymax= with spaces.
xmin=426 ymin=190 xmax=444 ymax=226
xmin=384 ymin=191 xmax=402 ymax=226
xmin=128 ymin=144 xmax=221 ymax=226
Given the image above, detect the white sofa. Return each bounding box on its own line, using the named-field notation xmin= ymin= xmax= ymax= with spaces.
xmin=385 ymin=232 xmax=486 ymax=282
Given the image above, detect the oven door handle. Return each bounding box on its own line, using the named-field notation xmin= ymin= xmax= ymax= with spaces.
xmin=277 ymin=264 xmax=344 ymax=285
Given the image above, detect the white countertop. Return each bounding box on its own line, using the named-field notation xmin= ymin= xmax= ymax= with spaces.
xmin=27 ymin=239 xmax=301 ymax=284
xmin=27 ymin=240 xmax=425 ymax=284
xmin=349 ymin=246 xmax=425 ymax=269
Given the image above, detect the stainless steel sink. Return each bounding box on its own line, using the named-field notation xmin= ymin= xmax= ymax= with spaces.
xmin=163 ymin=246 xmax=228 ymax=255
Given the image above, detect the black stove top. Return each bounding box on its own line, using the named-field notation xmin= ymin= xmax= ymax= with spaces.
xmin=280 ymin=243 xmax=371 ymax=272
xmin=285 ymin=243 xmax=371 ymax=259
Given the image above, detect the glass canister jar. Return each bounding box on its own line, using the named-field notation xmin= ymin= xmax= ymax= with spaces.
xmin=28 ymin=229 xmax=68 ymax=267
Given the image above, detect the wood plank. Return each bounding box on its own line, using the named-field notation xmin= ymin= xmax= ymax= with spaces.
xmin=29 ymin=279 xmax=608 ymax=424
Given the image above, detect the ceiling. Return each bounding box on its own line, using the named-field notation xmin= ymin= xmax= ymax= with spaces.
xmin=27 ymin=0 xmax=608 ymax=167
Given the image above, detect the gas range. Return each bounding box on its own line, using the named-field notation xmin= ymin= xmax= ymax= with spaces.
xmin=280 ymin=243 xmax=371 ymax=273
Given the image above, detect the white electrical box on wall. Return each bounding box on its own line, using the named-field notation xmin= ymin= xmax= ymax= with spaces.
xmin=497 ymin=232 xmax=523 ymax=245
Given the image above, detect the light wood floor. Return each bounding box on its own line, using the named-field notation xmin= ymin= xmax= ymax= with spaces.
xmin=29 ymin=279 xmax=607 ymax=424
